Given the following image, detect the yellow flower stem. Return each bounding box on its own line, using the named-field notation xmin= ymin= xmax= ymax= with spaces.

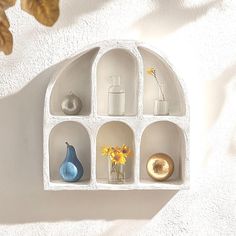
xmin=118 ymin=170 xmax=124 ymax=178
xmin=111 ymin=162 xmax=116 ymax=174
xmin=116 ymin=165 xmax=119 ymax=180
xmin=152 ymin=71 xmax=165 ymax=101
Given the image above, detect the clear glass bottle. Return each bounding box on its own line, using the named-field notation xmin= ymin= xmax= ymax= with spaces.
xmin=108 ymin=76 xmax=125 ymax=116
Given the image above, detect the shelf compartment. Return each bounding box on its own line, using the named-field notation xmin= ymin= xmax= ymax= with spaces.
xmin=138 ymin=46 xmax=186 ymax=116
xmin=96 ymin=121 xmax=135 ymax=184
xmin=49 ymin=121 xmax=91 ymax=184
xmin=140 ymin=121 xmax=186 ymax=184
xmin=50 ymin=47 xmax=99 ymax=116
xmin=96 ymin=49 xmax=138 ymax=116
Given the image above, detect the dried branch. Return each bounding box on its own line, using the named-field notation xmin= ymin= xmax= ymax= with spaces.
xmin=0 ymin=8 xmax=13 ymax=55
xmin=0 ymin=0 xmax=60 ymax=55
xmin=21 ymin=0 xmax=59 ymax=26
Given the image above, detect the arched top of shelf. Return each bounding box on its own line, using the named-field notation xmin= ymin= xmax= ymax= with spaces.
xmin=46 ymin=46 xmax=100 ymax=95
xmin=93 ymin=46 xmax=141 ymax=65
xmin=49 ymin=120 xmax=90 ymax=134
xmin=142 ymin=120 xmax=186 ymax=136
xmin=44 ymin=40 xmax=189 ymax=118
xmin=97 ymin=120 xmax=135 ymax=137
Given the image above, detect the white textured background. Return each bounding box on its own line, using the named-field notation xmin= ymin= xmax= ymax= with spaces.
xmin=0 ymin=0 xmax=236 ymax=235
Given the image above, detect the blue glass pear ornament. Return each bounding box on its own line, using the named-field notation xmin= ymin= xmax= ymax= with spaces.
xmin=59 ymin=142 xmax=84 ymax=182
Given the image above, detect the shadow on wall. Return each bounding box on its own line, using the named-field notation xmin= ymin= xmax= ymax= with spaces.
xmin=205 ymin=64 xmax=236 ymax=128
xmin=57 ymin=0 xmax=110 ymax=28
xmin=48 ymin=0 xmax=222 ymax=38
xmin=133 ymin=0 xmax=223 ymax=38
xmin=204 ymin=66 xmax=236 ymax=160
xmin=0 ymin=62 xmax=177 ymax=224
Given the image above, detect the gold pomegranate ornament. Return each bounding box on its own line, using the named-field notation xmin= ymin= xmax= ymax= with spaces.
xmin=146 ymin=153 xmax=174 ymax=181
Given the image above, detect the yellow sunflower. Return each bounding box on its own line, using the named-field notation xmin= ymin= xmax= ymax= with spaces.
xmin=121 ymin=144 xmax=132 ymax=157
xmin=111 ymin=151 xmax=126 ymax=165
xmin=101 ymin=146 xmax=111 ymax=156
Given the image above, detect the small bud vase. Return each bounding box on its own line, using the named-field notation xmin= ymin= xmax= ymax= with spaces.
xmin=108 ymin=159 xmax=125 ymax=184
xmin=154 ymin=99 xmax=169 ymax=115
xmin=153 ymin=82 xmax=169 ymax=115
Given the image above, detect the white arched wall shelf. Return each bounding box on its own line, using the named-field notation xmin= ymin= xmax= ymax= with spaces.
xmin=44 ymin=40 xmax=189 ymax=190
xmin=96 ymin=121 xmax=135 ymax=184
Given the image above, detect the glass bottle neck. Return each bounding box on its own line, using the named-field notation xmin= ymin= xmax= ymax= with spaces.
xmin=111 ymin=76 xmax=121 ymax=86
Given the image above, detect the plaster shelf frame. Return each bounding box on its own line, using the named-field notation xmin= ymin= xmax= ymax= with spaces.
xmin=44 ymin=40 xmax=189 ymax=190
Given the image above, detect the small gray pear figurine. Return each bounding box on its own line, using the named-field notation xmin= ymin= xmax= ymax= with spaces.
xmin=61 ymin=92 xmax=82 ymax=115
xmin=59 ymin=142 xmax=84 ymax=182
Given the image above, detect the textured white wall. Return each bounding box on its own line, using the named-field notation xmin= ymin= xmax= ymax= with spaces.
xmin=0 ymin=0 xmax=236 ymax=235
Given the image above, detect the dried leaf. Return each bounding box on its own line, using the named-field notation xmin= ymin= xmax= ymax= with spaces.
xmin=0 ymin=1 xmax=15 ymax=55
xmin=0 ymin=8 xmax=9 ymax=28
xmin=21 ymin=0 xmax=59 ymax=26
xmin=0 ymin=23 xmax=13 ymax=55
xmin=0 ymin=8 xmax=12 ymax=54
xmin=0 ymin=0 xmax=16 ymax=10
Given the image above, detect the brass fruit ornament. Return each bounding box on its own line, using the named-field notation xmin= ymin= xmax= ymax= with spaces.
xmin=146 ymin=153 xmax=174 ymax=181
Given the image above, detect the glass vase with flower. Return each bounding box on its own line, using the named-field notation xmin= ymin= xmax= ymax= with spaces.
xmin=101 ymin=144 xmax=133 ymax=184
xmin=147 ymin=67 xmax=169 ymax=115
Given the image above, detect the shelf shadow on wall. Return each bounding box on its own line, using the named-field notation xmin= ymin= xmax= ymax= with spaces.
xmin=204 ymin=64 xmax=236 ymax=161
xmin=133 ymin=0 xmax=223 ymax=39
xmin=0 ymin=63 xmax=177 ymax=224
xmin=205 ymin=64 xmax=236 ymax=129
xmin=56 ymin=0 xmax=110 ymax=28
